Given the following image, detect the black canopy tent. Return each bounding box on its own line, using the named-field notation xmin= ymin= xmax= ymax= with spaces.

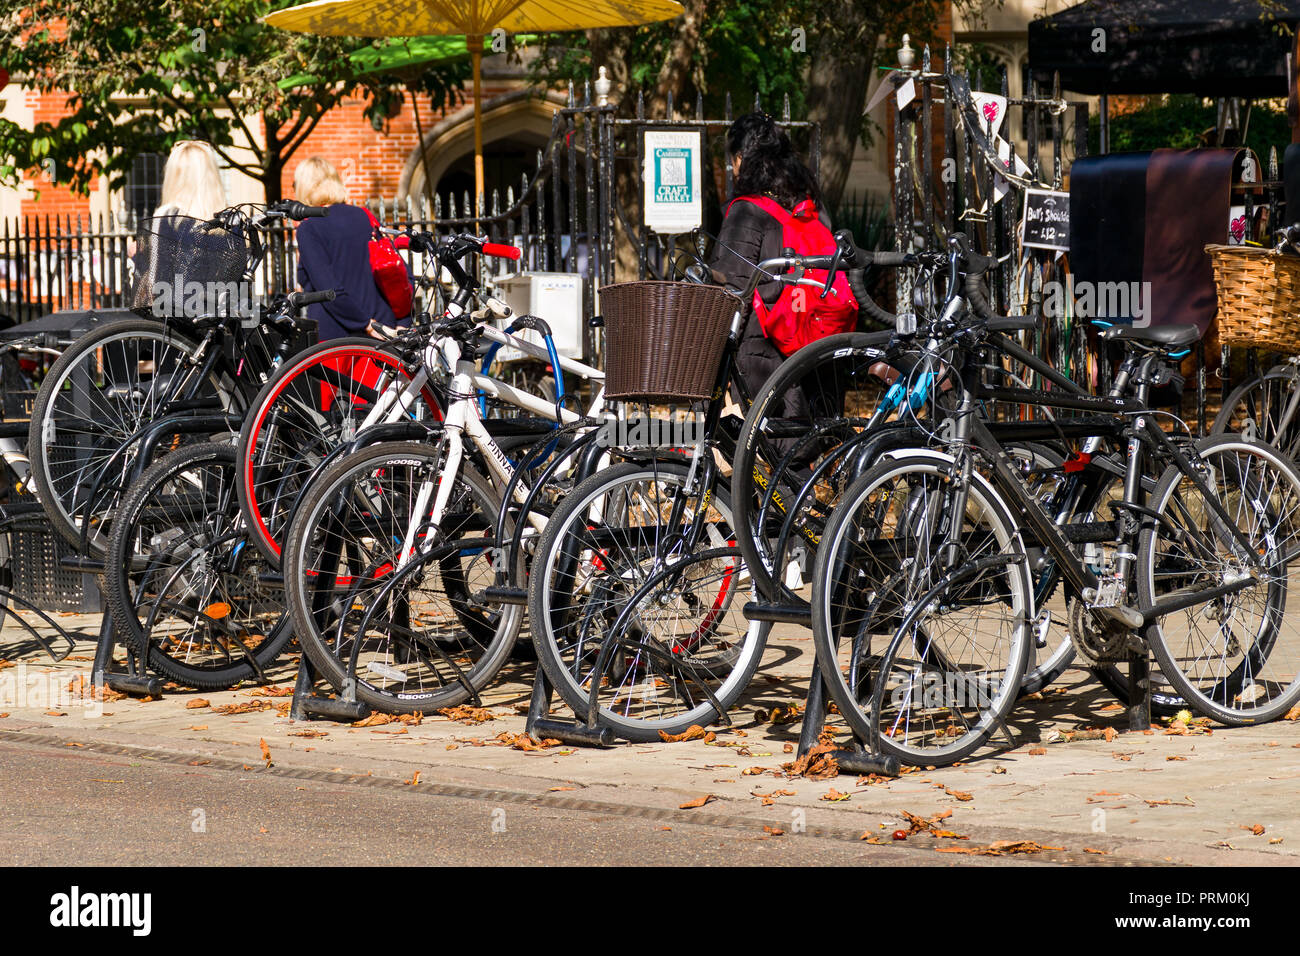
xmin=1028 ymin=0 xmax=1300 ymax=98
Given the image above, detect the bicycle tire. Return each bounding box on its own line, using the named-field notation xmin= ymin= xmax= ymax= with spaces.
xmin=236 ymin=337 xmax=441 ymax=567
xmin=1211 ymin=364 xmax=1300 ymax=460
xmin=811 ymin=453 xmax=1032 ymax=765
xmin=282 ymin=441 xmax=521 ymax=715
xmin=104 ymin=441 xmax=293 ymax=690
xmin=529 ymin=459 xmax=766 ymax=741
xmin=1140 ymin=434 xmax=1300 ymax=725
xmin=730 ymin=330 xmax=904 ymax=603
xmin=28 ymin=318 xmax=234 ymax=557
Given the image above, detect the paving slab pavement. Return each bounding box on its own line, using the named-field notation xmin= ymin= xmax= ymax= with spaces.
xmin=2 ymin=610 xmax=1297 ymax=866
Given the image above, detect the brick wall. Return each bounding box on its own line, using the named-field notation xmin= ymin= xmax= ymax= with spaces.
xmin=280 ymin=84 xmax=514 ymax=204
xmin=11 ymin=82 xmax=518 ymax=224
xmin=19 ymin=89 xmax=96 ymax=222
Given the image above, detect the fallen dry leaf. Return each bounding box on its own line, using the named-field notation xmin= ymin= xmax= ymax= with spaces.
xmin=494 ymin=731 xmax=561 ymax=751
xmin=258 ymin=738 xmax=272 ymax=767
xmin=437 ymin=705 xmax=496 ymax=725
xmin=1242 ymin=824 xmax=1266 ymax=836
xmin=185 ymin=698 xmax=210 ymax=710
xmin=352 ymin=712 xmax=397 ymax=727
xmin=213 ymin=701 xmax=275 ymax=716
xmin=288 ymin=729 xmax=328 ymax=738
xmin=679 ymin=794 xmax=716 ymax=809
xmin=1284 ymin=705 xmax=1300 ymax=721
xmin=762 ymin=825 xmax=785 ymax=837
xmin=821 ymin=788 xmax=851 ymax=802
xmin=405 ymin=771 xmax=420 ymax=786
xmin=659 ymin=725 xmax=716 ymax=743
xmin=1083 ymin=847 xmax=1108 ymax=855
xmin=756 ymin=703 xmax=802 ymax=725
xmin=937 ymin=840 xmax=1063 ymax=856
xmin=900 ymin=809 xmax=966 ymax=839
xmin=1027 ymin=747 xmax=1046 ymax=756
xmin=944 ymin=787 xmax=973 ymax=802
xmin=781 ymin=742 xmax=839 ymax=780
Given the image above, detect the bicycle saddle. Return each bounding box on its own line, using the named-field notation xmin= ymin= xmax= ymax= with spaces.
xmin=1099 ymin=323 xmax=1198 ymax=351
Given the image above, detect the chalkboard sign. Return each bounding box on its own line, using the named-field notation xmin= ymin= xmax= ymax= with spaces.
xmin=1022 ymin=188 xmax=1070 ymax=252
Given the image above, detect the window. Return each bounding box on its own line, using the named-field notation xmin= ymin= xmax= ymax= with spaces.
xmin=125 ymin=151 xmax=164 ymax=221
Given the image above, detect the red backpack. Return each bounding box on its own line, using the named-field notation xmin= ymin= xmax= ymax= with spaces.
xmin=730 ymin=195 xmax=858 ymax=356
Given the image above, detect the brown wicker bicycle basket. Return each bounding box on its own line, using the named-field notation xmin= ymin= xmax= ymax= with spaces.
xmin=1206 ymin=244 xmax=1300 ymax=354
xmin=599 ymin=281 xmax=741 ymax=403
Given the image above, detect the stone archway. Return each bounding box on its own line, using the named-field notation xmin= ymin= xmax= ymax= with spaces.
xmin=400 ymin=90 xmax=568 ymax=211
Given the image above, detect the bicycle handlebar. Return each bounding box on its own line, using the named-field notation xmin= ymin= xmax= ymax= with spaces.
xmin=287 ymin=289 xmax=336 ymax=309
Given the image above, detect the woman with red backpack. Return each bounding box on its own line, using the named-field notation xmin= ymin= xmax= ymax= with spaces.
xmin=708 ymin=112 xmax=858 ymax=398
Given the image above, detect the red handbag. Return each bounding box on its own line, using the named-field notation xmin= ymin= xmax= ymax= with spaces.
xmin=363 ymin=208 xmax=413 ymax=321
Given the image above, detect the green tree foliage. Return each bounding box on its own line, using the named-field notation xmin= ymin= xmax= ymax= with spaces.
xmin=0 ymin=0 xmax=468 ymax=201
xmin=1088 ymin=95 xmax=1291 ymax=161
xmin=530 ymin=0 xmax=968 ymax=210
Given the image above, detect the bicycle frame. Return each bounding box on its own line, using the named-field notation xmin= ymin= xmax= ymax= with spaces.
xmin=942 ymin=338 xmax=1267 ymax=628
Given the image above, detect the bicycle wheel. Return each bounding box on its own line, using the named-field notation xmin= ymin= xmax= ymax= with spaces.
xmin=282 ymin=441 xmax=521 ymax=714
xmin=1211 ymin=364 xmax=1300 ymax=459
xmin=28 ymin=318 xmax=234 ymax=557
xmin=529 ymin=459 xmax=766 ymax=740
xmin=730 ymin=330 xmax=910 ymax=603
xmin=1139 ymin=434 xmax=1300 ymax=724
xmin=236 ymin=337 xmax=442 ymax=567
xmin=104 ymin=442 xmax=293 ymax=690
xmin=811 ymin=454 xmax=1032 ymax=765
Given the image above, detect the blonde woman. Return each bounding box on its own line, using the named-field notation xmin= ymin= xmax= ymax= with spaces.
xmin=154 ymin=140 xmax=228 ymax=221
xmin=132 ymin=140 xmax=231 ymax=312
xmin=293 ymin=156 xmax=402 ymax=340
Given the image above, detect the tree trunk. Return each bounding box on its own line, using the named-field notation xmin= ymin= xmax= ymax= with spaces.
xmin=650 ymin=0 xmax=707 ymax=116
xmin=262 ymin=113 xmax=283 ymax=204
xmin=806 ymin=6 xmax=877 ymax=211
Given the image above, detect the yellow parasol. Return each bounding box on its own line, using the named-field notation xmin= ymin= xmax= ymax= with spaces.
xmin=264 ymin=0 xmax=684 ymax=209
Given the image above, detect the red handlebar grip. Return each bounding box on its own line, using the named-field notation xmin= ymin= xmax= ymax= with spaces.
xmin=482 ymin=243 xmax=521 ymax=261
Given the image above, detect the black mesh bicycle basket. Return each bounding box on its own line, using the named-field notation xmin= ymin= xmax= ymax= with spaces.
xmin=599 ymin=281 xmax=740 ymax=403
xmin=130 ymin=214 xmax=257 ymax=318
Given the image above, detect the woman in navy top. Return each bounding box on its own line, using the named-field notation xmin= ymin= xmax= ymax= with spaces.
xmin=292 ymin=157 xmax=399 ymax=340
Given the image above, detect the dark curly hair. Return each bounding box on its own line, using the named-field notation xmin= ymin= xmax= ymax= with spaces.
xmin=727 ymin=111 xmax=820 ymax=210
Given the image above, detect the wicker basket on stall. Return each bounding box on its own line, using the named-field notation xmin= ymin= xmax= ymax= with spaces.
xmin=1206 ymin=244 xmax=1300 ymax=354
xmin=599 ymin=281 xmax=741 ymax=403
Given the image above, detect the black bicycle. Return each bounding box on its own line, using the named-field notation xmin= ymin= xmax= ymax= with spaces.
xmin=26 ymin=200 xmax=332 ymax=559
xmin=813 ymin=236 xmax=1300 ymax=765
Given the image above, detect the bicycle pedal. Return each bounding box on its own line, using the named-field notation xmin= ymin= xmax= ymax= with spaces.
xmin=1033 ymin=609 xmax=1052 ymax=648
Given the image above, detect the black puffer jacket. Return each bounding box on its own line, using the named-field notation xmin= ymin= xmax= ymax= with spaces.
xmin=708 ymin=196 xmax=832 ymax=406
